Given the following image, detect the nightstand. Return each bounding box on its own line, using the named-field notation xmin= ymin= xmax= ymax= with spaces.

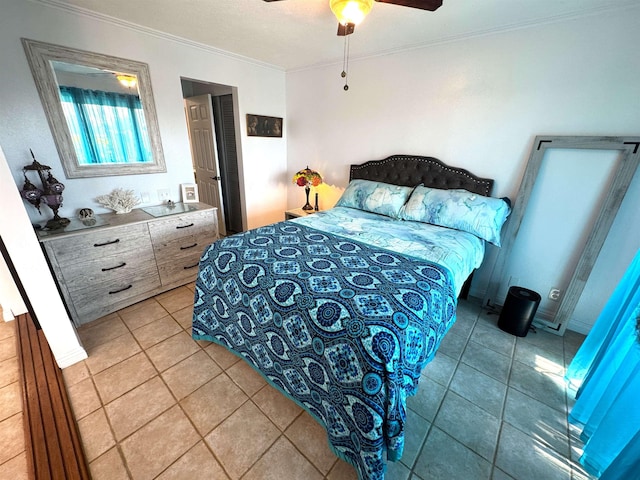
xmin=285 ymin=208 xmax=317 ymax=220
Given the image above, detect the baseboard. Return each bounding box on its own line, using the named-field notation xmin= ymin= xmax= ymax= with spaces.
xmin=2 ymin=305 xmax=15 ymax=321
xmin=55 ymin=345 xmax=89 ymax=369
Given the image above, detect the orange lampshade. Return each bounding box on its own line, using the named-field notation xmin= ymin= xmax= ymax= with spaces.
xmin=292 ymin=167 xmax=323 ymax=188
xmin=293 ymin=166 xmax=322 ymax=211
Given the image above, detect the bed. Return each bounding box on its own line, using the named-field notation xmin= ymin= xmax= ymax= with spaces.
xmin=192 ymin=155 xmax=510 ymax=479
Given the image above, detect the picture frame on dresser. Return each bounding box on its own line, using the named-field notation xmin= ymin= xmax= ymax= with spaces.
xmin=181 ymin=183 xmax=199 ymax=203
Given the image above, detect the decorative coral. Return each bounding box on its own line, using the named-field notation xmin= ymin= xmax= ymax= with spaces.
xmin=95 ymin=188 xmax=140 ymax=214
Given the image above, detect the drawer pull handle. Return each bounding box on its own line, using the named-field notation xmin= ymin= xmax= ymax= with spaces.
xmin=176 ymin=223 xmax=194 ymax=229
xmin=108 ymin=284 xmax=132 ymax=295
xmin=102 ymin=262 xmax=127 ymax=272
xmin=94 ymin=239 xmax=120 ymax=247
xmin=183 ymin=263 xmax=199 ymax=270
xmin=180 ymin=243 xmax=198 ymax=250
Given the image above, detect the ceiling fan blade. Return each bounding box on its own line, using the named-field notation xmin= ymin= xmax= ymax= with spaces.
xmin=262 ymin=0 xmax=285 ymax=2
xmin=337 ymin=23 xmax=355 ymax=36
xmin=374 ymin=0 xmax=443 ymax=11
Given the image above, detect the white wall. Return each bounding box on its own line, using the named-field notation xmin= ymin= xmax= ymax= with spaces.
xmin=0 ymin=0 xmax=287 ymax=228
xmin=286 ymin=7 xmax=640 ymax=333
xmin=0 ymin=0 xmax=287 ymax=366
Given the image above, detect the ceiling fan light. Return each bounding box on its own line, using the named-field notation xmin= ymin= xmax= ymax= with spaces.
xmin=330 ymin=0 xmax=373 ymax=26
xmin=116 ymin=74 xmax=137 ymax=88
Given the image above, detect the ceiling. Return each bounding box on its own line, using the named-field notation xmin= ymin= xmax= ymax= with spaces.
xmin=51 ymin=0 xmax=636 ymax=70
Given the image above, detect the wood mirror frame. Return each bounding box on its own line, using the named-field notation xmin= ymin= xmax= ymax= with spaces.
xmin=22 ymin=38 xmax=166 ymax=178
xmin=484 ymin=136 xmax=640 ymax=334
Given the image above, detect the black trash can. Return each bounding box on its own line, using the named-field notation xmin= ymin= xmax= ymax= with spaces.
xmin=498 ymin=286 xmax=541 ymax=337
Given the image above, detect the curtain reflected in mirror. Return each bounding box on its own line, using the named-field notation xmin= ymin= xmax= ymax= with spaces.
xmin=53 ymin=61 xmax=151 ymax=165
xmin=22 ymin=39 xmax=166 ymax=178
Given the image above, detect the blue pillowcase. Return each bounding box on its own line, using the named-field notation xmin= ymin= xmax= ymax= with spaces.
xmin=336 ymin=181 xmax=511 ymax=246
xmin=336 ymin=179 xmax=414 ymax=219
xmin=398 ymin=186 xmax=511 ymax=246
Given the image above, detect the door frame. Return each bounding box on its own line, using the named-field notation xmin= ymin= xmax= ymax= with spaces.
xmin=181 ymin=79 xmax=247 ymax=234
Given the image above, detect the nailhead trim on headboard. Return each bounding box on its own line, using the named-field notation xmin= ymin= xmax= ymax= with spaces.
xmin=349 ymin=155 xmax=494 ymax=196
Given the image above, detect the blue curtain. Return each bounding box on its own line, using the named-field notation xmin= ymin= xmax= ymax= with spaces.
xmin=566 ymin=249 xmax=640 ymax=479
xmin=59 ymin=86 xmax=152 ymax=165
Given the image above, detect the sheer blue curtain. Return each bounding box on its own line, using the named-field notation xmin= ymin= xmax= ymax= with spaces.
xmin=59 ymin=86 xmax=152 ymax=165
xmin=566 ymin=249 xmax=640 ymax=479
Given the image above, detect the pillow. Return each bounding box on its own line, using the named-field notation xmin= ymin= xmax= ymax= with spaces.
xmin=398 ymin=186 xmax=511 ymax=246
xmin=336 ymin=179 xmax=414 ymax=218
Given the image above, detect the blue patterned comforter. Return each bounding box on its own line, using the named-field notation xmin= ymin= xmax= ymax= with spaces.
xmin=292 ymin=207 xmax=485 ymax=296
xmin=192 ymin=221 xmax=457 ymax=480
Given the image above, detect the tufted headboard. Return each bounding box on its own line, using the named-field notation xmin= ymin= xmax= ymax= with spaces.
xmin=349 ymin=155 xmax=494 ymax=196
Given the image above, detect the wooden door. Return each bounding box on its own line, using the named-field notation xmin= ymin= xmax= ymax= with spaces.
xmin=184 ymin=94 xmax=227 ymax=236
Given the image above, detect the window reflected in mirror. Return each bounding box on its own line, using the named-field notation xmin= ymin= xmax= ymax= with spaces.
xmin=52 ymin=62 xmax=152 ymax=166
xmin=22 ymin=39 xmax=166 ymax=178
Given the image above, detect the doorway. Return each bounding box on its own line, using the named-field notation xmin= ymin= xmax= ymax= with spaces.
xmin=181 ymin=79 xmax=244 ymax=236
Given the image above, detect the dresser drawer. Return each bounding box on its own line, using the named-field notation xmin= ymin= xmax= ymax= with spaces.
xmin=149 ymin=208 xmax=216 ymax=287
xmin=69 ymin=265 xmax=161 ymax=319
xmin=156 ymin=250 xmax=202 ymax=286
xmin=148 ymin=210 xmax=216 ymax=244
xmin=59 ymin=248 xmax=157 ymax=293
xmin=48 ymin=223 xmax=151 ymax=264
xmin=152 ymin=233 xmax=211 ymax=263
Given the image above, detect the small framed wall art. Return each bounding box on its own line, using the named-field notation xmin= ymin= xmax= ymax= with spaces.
xmin=247 ymin=114 xmax=283 ymax=137
xmin=181 ymin=183 xmax=199 ymax=203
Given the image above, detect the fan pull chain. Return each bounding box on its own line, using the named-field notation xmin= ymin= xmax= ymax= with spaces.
xmin=341 ymin=34 xmax=350 ymax=91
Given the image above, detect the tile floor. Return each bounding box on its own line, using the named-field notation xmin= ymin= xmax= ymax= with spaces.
xmin=0 ymin=288 xmax=596 ymax=479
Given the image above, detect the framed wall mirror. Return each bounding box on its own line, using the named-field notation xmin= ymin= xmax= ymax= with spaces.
xmin=22 ymin=38 xmax=166 ymax=178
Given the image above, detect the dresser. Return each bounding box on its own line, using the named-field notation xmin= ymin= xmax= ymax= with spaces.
xmin=38 ymin=202 xmax=218 ymax=326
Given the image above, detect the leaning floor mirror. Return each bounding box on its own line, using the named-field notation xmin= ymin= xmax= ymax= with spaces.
xmin=22 ymin=38 xmax=166 ymax=178
xmin=484 ymin=135 xmax=640 ymax=335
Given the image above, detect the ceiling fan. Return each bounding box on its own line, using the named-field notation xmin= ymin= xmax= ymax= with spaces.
xmin=263 ymin=0 xmax=443 ymax=36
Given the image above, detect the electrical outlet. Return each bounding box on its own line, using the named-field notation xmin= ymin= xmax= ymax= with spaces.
xmin=158 ymin=189 xmax=170 ymax=202
xmin=549 ymin=288 xmax=561 ymax=301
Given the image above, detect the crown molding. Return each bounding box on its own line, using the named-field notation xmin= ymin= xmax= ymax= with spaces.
xmin=289 ymin=2 xmax=640 ymax=73
xmin=31 ymin=0 xmax=639 ymax=73
xmin=31 ymin=0 xmax=285 ymax=72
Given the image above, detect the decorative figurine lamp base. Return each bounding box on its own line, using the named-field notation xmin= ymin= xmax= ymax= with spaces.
xmin=302 ymin=186 xmax=313 ymax=211
xmin=293 ymin=166 xmax=323 ymax=212
xmin=20 ymin=150 xmax=70 ymax=230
